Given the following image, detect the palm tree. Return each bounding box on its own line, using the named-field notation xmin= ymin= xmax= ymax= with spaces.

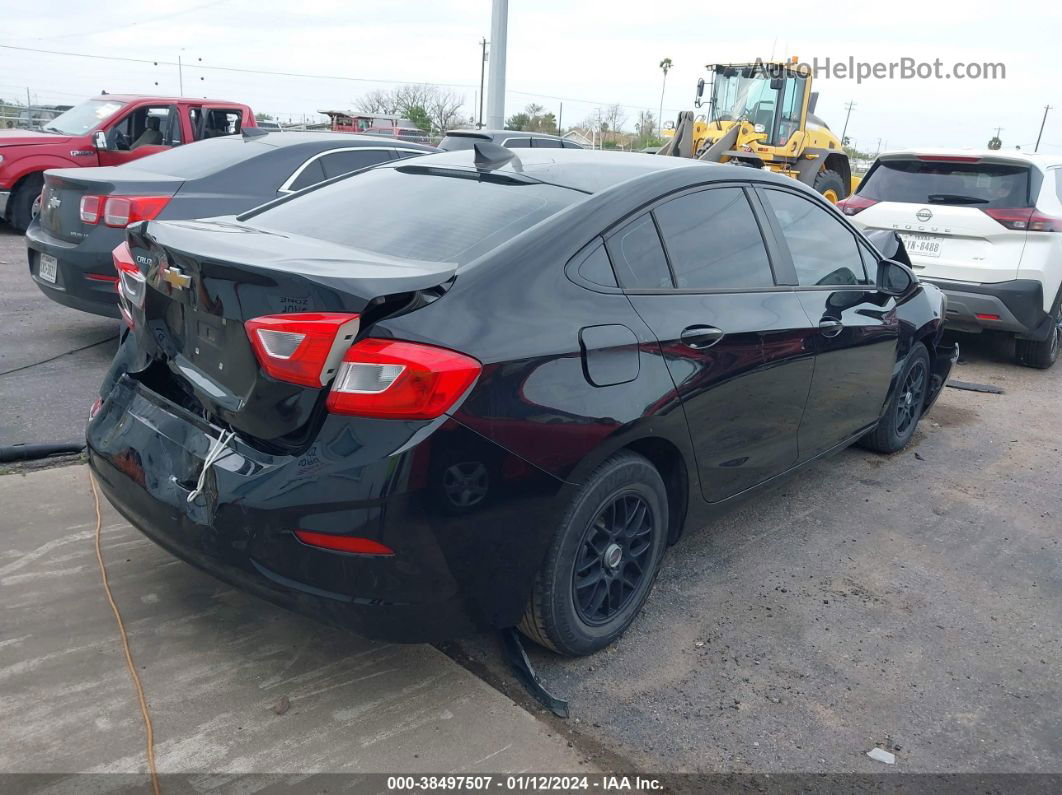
xmin=658 ymin=58 xmax=673 ymax=137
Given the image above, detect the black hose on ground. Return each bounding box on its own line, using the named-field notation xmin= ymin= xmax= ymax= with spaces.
xmin=0 ymin=442 xmax=86 ymax=463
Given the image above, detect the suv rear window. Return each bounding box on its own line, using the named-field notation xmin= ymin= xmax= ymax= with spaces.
xmin=132 ymin=137 xmax=268 ymax=178
xmin=247 ymin=165 xmax=580 ymax=266
xmin=858 ymin=159 xmax=1032 ymax=208
xmin=439 ymin=134 xmax=489 ymax=151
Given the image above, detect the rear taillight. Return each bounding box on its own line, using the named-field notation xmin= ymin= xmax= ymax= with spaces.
xmin=80 ymin=195 xmax=102 ymax=224
xmin=294 ymin=530 xmax=394 ymax=556
xmin=101 ymin=195 xmax=172 ymax=227
xmin=980 ymin=208 xmax=1061 ymax=232
xmin=836 ymin=195 xmax=878 ymax=216
xmin=245 ymin=313 xmax=361 ymax=387
xmin=112 ymin=242 xmax=146 ymax=316
xmin=326 ymin=339 xmax=481 ymax=420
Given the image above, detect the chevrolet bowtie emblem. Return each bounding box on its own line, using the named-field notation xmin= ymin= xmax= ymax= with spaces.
xmin=161 ymin=266 xmax=191 ymax=289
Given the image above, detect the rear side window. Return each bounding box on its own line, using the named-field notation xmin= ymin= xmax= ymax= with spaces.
xmin=533 ymin=138 xmax=562 ymax=148
xmin=287 ymin=158 xmax=325 ymax=191
xmin=249 ymin=166 xmax=580 ymax=266
xmin=859 ymin=159 xmax=1032 ymax=208
xmin=654 ymin=187 xmax=774 ymax=289
xmin=763 ymin=189 xmax=869 ymax=287
xmin=319 ymin=149 xmax=392 ymax=179
xmin=503 ymin=138 xmax=531 ymax=148
xmin=606 ymin=215 xmax=673 ymax=289
xmin=576 ymin=243 xmax=618 ymax=287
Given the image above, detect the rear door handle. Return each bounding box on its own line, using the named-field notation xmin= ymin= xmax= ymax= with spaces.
xmin=680 ymin=325 xmax=725 ymax=349
xmin=818 ymin=319 xmax=844 ymax=337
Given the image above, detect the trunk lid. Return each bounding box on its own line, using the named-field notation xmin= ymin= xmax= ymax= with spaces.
xmin=40 ymin=167 xmax=184 ymax=243
xmin=124 ymin=218 xmax=456 ymax=444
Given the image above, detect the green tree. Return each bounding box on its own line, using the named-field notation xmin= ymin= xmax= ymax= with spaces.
xmin=254 ymin=112 xmax=274 ymax=122
xmin=406 ymin=105 xmax=432 ymax=132
xmin=506 ymin=112 xmax=531 ymax=130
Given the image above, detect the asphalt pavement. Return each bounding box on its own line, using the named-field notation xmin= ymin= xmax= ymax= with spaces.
xmin=0 ymin=225 xmax=120 ymax=447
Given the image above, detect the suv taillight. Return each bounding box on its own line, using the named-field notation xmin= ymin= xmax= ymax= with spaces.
xmin=981 ymin=207 xmax=1061 ymax=232
xmin=326 ymin=339 xmax=481 ymax=419
xmin=835 ymin=195 xmax=878 ymax=216
xmin=245 ymin=313 xmax=361 ymax=387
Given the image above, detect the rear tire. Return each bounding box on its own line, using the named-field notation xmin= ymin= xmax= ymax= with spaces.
xmin=9 ymin=173 xmax=44 ymax=232
xmin=518 ymin=451 xmax=668 ymax=656
xmin=859 ymin=343 xmax=931 ymax=454
xmin=813 ymin=169 xmax=847 ymax=203
xmin=1015 ymin=317 xmax=1059 ymax=369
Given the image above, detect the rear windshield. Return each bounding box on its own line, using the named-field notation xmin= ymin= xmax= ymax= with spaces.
xmin=858 ymin=159 xmax=1032 ymax=208
xmin=130 ymin=137 xmax=269 ymax=178
xmin=246 ymin=165 xmax=580 ymax=265
xmin=439 ymin=134 xmax=489 ymax=151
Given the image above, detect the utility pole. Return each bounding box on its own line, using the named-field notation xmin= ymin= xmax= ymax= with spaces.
xmin=178 ymin=54 xmax=184 ymax=95
xmin=26 ymin=87 xmax=31 ymax=109
xmin=658 ymin=58 xmax=672 ymax=137
xmin=1035 ymin=105 xmax=1052 ymax=153
xmin=841 ymin=101 xmax=856 ymax=143
xmin=558 ymin=101 xmax=563 ymax=135
xmin=478 ymin=37 xmax=487 ymax=128
xmin=485 ymin=0 xmax=508 ymax=129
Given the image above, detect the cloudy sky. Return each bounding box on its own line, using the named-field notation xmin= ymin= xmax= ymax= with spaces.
xmin=1 ymin=0 xmax=1059 ymax=153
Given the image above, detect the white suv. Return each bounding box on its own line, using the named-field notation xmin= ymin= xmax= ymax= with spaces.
xmin=839 ymin=149 xmax=1062 ymax=368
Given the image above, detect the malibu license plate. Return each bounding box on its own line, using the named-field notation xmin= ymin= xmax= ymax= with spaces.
xmin=899 ymin=233 xmax=942 ymax=259
xmin=39 ymin=253 xmax=58 ymax=283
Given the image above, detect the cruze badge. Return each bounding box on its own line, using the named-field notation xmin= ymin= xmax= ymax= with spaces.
xmin=47 ymin=195 xmax=61 ymax=210
xmin=161 ymin=266 xmax=191 ymax=289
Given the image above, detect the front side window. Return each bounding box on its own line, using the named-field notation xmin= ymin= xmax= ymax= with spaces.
xmin=763 ymin=189 xmax=869 ymax=287
xmin=606 ymin=215 xmax=673 ymax=289
xmin=107 ymin=105 xmax=173 ymax=151
xmin=653 ymin=187 xmax=774 ymax=289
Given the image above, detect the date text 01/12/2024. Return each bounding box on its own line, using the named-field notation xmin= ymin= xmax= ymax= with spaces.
xmin=385 ymin=775 xmax=664 ymax=791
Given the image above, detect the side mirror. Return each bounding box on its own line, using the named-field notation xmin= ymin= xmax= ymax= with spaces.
xmin=93 ymin=130 xmax=107 ymax=150
xmin=695 ymin=77 xmax=705 ymax=107
xmin=877 ymin=258 xmax=916 ymax=296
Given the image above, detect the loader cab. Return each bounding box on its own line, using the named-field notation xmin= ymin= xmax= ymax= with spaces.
xmin=703 ymin=64 xmax=808 ymax=147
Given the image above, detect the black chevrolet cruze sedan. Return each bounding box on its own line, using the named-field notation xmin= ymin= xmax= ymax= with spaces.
xmin=87 ymin=147 xmax=956 ymax=656
xmin=25 ymin=131 xmax=436 ymax=318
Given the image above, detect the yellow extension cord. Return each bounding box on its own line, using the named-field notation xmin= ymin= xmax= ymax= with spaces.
xmin=89 ymin=471 xmax=162 ymax=795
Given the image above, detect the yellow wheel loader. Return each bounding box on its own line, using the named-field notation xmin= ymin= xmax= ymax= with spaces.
xmin=658 ymin=60 xmax=854 ymax=202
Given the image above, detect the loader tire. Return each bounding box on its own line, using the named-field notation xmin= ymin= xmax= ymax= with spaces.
xmin=813 ymin=169 xmax=847 ymax=203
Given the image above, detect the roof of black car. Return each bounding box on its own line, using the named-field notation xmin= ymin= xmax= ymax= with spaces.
xmin=217 ymin=131 xmax=437 ymax=150
xmin=393 ymin=148 xmax=717 ymax=194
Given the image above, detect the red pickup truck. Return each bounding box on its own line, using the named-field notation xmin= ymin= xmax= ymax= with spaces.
xmin=0 ymin=94 xmax=256 ymax=230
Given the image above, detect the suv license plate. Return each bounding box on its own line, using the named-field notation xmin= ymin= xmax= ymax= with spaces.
xmin=899 ymin=233 xmax=942 ymax=259
xmin=39 ymin=254 xmax=58 ymax=283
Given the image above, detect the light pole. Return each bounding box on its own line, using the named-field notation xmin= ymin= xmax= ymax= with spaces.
xmin=485 ymin=0 xmax=508 ymax=129
xmin=1035 ymin=105 xmax=1052 ymax=153
xmin=478 ymin=37 xmax=487 ymax=128
xmin=658 ymin=57 xmax=672 ymax=138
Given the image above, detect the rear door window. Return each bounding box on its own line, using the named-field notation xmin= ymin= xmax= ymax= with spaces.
xmin=532 ymin=138 xmax=562 ymax=148
xmin=503 ymin=137 xmax=531 ymax=148
xmin=763 ymin=189 xmax=870 ymax=287
xmin=606 ymin=215 xmax=673 ymax=289
xmin=858 ymin=159 xmax=1033 ymax=208
xmin=653 ymin=187 xmax=775 ymax=289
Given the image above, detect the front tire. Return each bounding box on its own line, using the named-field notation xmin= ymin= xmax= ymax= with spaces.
xmin=518 ymin=452 xmax=668 ymax=656
xmin=9 ymin=173 xmax=44 ymax=232
xmin=859 ymin=343 xmax=931 ymax=454
xmin=1015 ymin=316 xmax=1060 ymax=369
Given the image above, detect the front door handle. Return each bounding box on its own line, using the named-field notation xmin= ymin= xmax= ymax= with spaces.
xmin=818 ymin=319 xmax=844 ymax=338
xmin=680 ymin=325 xmax=725 ymax=350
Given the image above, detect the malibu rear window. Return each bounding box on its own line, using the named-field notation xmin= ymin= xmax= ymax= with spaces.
xmin=246 ymin=166 xmax=580 ymax=266
xmin=858 ymin=159 xmax=1032 ymax=208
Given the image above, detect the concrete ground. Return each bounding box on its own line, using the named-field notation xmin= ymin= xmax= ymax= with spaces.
xmin=454 ymin=335 xmax=1062 ymax=773
xmin=0 ymin=466 xmax=592 ymax=776
xmin=0 ymin=225 xmax=119 ymax=447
